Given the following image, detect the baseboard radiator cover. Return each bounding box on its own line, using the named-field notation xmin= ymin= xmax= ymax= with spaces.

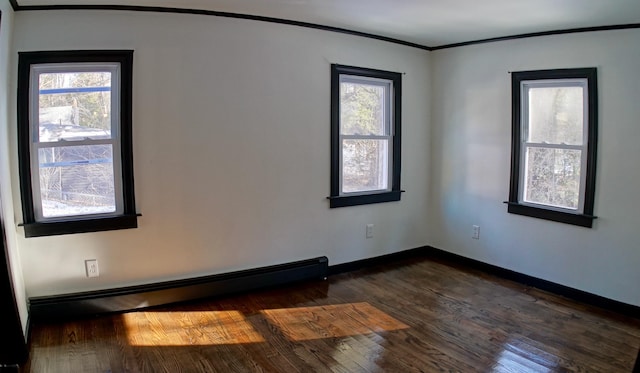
xmin=29 ymin=256 xmax=328 ymax=320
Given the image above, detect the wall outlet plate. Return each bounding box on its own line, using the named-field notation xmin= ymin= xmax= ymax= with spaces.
xmin=472 ymin=225 xmax=480 ymax=240
xmin=85 ymin=259 xmax=99 ymax=278
xmin=366 ymin=224 xmax=374 ymax=238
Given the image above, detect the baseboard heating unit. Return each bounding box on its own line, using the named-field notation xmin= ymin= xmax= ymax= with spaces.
xmin=29 ymin=256 xmax=328 ymax=320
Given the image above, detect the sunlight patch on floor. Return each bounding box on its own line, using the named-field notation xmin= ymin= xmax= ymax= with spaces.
xmin=123 ymin=310 xmax=265 ymax=346
xmin=261 ymin=302 xmax=409 ymax=341
xmin=122 ymin=302 xmax=408 ymax=346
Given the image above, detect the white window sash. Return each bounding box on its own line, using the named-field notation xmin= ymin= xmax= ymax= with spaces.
xmin=339 ymin=137 xmax=393 ymax=196
xmin=30 ymin=63 xmax=124 ymax=221
xmin=341 ymin=134 xmax=392 ymax=141
xmin=338 ymin=74 xmax=394 ymax=196
xmin=518 ymin=78 xmax=589 ymax=214
xmin=339 ymin=74 xmax=394 ymax=136
xmin=35 ymin=138 xmax=117 ymax=147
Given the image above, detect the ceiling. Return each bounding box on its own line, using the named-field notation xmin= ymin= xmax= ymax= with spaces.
xmin=13 ymin=0 xmax=640 ymax=48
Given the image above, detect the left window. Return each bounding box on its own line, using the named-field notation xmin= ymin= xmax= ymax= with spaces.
xmin=18 ymin=50 xmax=138 ymax=237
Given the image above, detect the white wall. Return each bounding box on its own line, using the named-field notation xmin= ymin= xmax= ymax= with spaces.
xmin=12 ymin=9 xmax=638 ymax=309
xmin=0 ymin=2 xmax=28 ymax=334
xmin=430 ymin=29 xmax=640 ymax=306
xmin=12 ymin=10 xmax=432 ymax=296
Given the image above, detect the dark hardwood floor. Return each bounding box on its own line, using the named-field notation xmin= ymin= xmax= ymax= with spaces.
xmin=23 ymin=255 xmax=640 ymax=372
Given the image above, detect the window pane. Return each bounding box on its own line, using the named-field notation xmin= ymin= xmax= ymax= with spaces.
xmin=524 ymin=147 xmax=581 ymax=210
xmin=38 ymin=145 xmax=116 ymax=217
xmin=342 ymin=139 xmax=389 ymax=193
xmin=39 ymin=72 xmax=112 ymax=142
xmin=527 ymin=86 xmax=583 ymax=145
xmin=340 ymin=81 xmax=387 ymax=136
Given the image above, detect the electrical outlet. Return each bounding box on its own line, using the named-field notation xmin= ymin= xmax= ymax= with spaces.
xmin=366 ymin=224 xmax=374 ymax=238
xmin=472 ymin=225 xmax=480 ymax=240
xmin=85 ymin=259 xmax=99 ymax=278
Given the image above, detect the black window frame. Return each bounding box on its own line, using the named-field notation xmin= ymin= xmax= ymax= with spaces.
xmin=17 ymin=50 xmax=138 ymax=237
xmin=507 ymin=67 xmax=598 ymax=227
xmin=329 ymin=64 xmax=402 ymax=208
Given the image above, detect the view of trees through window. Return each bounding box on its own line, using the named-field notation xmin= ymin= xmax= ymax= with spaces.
xmin=37 ymin=71 xmax=117 ymax=218
xmin=340 ymin=80 xmax=389 ymax=193
xmin=523 ymin=85 xmax=584 ymax=210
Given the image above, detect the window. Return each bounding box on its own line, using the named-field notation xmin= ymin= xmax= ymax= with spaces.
xmin=329 ymin=65 xmax=402 ymax=208
xmin=18 ymin=50 xmax=138 ymax=237
xmin=507 ymin=68 xmax=597 ymax=227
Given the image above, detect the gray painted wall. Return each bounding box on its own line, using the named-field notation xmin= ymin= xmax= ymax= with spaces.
xmin=11 ymin=10 xmax=432 ymax=297
xmin=0 ymin=2 xmax=28 ymax=334
xmin=431 ymin=29 xmax=640 ymax=306
xmin=6 ymin=9 xmax=639 ymax=312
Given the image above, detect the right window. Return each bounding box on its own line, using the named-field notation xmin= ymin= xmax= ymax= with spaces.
xmin=508 ymin=68 xmax=598 ymax=227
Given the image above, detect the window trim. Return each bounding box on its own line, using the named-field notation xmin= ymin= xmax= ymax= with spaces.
xmin=508 ymin=67 xmax=598 ymax=227
xmin=17 ymin=50 xmax=138 ymax=237
xmin=329 ymin=64 xmax=402 ymax=208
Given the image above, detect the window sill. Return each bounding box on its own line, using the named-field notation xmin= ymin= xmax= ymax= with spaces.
xmin=505 ymin=202 xmax=596 ymax=228
xmin=22 ymin=214 xmax=140 ymax=238
xmin=329 ymin=190 xmax=402 ymax=208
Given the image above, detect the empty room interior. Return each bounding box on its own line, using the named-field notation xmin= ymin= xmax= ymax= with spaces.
xmin=1 ymin=0 xmax=640 ymax=371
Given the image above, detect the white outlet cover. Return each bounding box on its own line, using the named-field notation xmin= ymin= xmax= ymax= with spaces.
xmin=472 ymin=225 xmax=480 ymax=239
xmin=366 ymin=224 xmax=374 ymax=238
xmin=85 ymin=259 xmax=99 ymax=278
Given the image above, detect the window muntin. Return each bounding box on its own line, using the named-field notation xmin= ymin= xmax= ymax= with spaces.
xmin=330 ymin=64 xmax=402 ymax=208
xmin=31 ymin=64 xmax=123 ymax=220
xmin=508 ymin=68 xmax=597 ymax=227
xmin=18 ymin=50 xmax=137 ymax=237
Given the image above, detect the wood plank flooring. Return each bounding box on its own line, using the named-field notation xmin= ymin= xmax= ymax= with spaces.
xmin=23 ymin=255 xmax=640 ymax=372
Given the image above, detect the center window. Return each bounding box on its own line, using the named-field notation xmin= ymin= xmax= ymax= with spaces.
xmin=329 ymin=65 xmax=402 ymax=208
